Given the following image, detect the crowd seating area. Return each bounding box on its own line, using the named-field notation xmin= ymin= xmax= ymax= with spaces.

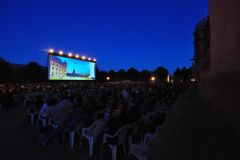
xmin=0 ymin=82 xmax=197 ymax=160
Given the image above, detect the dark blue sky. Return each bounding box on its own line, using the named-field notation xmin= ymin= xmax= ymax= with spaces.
xmin=0 ymin=0 xmax=208 ymax=73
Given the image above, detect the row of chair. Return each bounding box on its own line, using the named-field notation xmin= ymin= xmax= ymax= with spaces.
xmin=26 ymin=106 xmax=165 ymax=160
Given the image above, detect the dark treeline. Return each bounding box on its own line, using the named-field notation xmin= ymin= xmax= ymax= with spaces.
xmin=0 ymin=57 xmax=48 ymax=83
xmin=0 ymin=57 xmax=192 ymax=83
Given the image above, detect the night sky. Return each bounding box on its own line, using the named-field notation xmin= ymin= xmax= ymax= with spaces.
xmin=0 ymin=0 xmax=208 ymax=73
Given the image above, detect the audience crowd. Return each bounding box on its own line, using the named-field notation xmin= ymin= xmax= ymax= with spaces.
xmin=0 ymin=81 xmax=197 ymax=159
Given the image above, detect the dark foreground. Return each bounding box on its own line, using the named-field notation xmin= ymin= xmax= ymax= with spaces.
xmin=149 ymin=89 xmax=237 ymax=160
xmin=0 ymin=107 xmax=122 ymax=160
xmin=0 ymin=89 xmax=237 ymax=160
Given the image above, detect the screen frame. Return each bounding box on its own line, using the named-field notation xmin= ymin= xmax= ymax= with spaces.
xmin=47 ymin=53 xmax=96 ymax=81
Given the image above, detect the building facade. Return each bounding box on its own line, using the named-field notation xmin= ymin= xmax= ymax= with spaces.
xmin=49 ymin=56 xmax=67 ymax=79
xmin=193 ymin=16 xmax=211 ymax=80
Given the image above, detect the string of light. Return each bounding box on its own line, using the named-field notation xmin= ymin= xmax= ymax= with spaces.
xmin=48 ymin=49 xmax=96 ymax=62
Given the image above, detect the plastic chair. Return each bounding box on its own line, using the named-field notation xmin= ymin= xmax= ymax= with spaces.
xmin=30 ymin=113 xmax=35 ymax=127
xmin=101 ymin=124 xmax=131 ymax=160
xmin=26 ymin=107 xmax=35 ymax=127
xmin=81 ymin=118 xmax=107 ymax=156
xmin=38 ymin=116 xmax=47 ymax=128
xmin=68 ymin=119 xmax=86 ymax=148
xmin=69 ymin=130 xmax=75 ymax=148
xmin=128 ymin=133 xmax=156 ymax=160
xmin=128 ymin=119 xmax=143 ymax=147
xmin=48 ymin=118 xmax=59 ymax=129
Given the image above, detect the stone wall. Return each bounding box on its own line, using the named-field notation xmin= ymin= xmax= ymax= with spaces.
xmin=209 ymin=0 xmax=240 ymax=72
xmin=200 ymin=0 xmax=240 ymax=150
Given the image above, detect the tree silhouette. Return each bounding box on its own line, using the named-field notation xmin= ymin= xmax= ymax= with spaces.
xmin=173 ymin=67 xmax=192 ymax=82
xmin=25 ymin=62 xmax=46 ymax=82
xmin=140 ymin=70 xmax=151 ymax=81
xmin=116 ymin=69 xmax=126 ymax=80
xmin=97 ymin=71 xmax=108 ymax=81
xmin=108 ymin=69 xmax=116 ymax=80
xmin=154 ymin=66 xmax=168 ymax=81
xmin=0 ymin=56 xmax=194 ymax=83
xmin=0 ymin=57 xmax=13 ymax=82
xmin=173 ymin=67 xmax=181 ymax=81
xmin=126 ymin=67 xmax=139 ymax=81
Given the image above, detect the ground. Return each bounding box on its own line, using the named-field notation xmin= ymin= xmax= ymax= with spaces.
xmin=0 ymin=107 xmax=126 ymax=160
xmin=149 ymin=89 xmax=236 ymax=160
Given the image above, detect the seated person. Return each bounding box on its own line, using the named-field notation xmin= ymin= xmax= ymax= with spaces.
xmin=39 ymin=97 xmax=57 ymax=119
xmin=39 ymin=109 xmax=89 ymax=146
xmin=45 ymin=95 xmax=73 ymax=120
xmin=102 ymin=103 xmax=130 ymax=145
xmin=57 ymin=94 xmax=73 ymax=108
xmin=127 ymin=103 xmax=141 ymax=123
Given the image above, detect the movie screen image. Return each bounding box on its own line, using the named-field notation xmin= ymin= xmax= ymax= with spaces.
xmin=48 ymin=55 xmax=96 ymax=80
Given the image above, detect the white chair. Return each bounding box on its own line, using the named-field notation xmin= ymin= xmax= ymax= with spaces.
xmin=81 ymin=118 xmax=107 ymax=156
xmin=26 ymin=107 xmax=35 ymax=126
xmin=101 ymin=124 xmax=131 ymax=160
xmin=30 ymin=113 xmax=35 ymax=127
xmin=48 ymin=118 xmax=59 ymax=129
xmin=128 ymin=119 xmax=142 ymax=146
xmin=69 ymin=130 xmax=75 ymax=148
xmin=24 ymin=98 xmax=35 ymax=126
xmin=68 ymin=119 xmax=86 ymax=148
xmin=38 ymin=115 xmax=47 ymax=128
xmin=58 ymin=127 xmax=75 ymax=148
xmin=129 ymin=133 xmax=156 ymax=160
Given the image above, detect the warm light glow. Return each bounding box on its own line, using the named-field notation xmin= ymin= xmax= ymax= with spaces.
xmin=191 ymin=78 xmax=195 ymax=82
xmin=93 ymin=58 xmax=97 ymax=62
xmin=167 ymin=75 xmax=170 ymax=83
xmin=49 ymin=49 xmax=54 ymax=53
xmin=106 ymin=76 xmax=110 ymax=81
xmin=88 ymin=57 xmax=92 ymax=61
xmin=151 ymin=76 xmax=156 ymax=81
xmin=68 ymin=53 xmax=72 ymax=57
xmin=75 ymin=54 xmax=79 ymax=58
xmin=82 ymin=56 xmax=86 ymax=60
xmin=59 ymin=51 xmax=64 ymax=55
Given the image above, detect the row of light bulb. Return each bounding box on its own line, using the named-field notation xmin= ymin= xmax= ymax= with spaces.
xmin=48 ymin=49 xmax=96 ymax=62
